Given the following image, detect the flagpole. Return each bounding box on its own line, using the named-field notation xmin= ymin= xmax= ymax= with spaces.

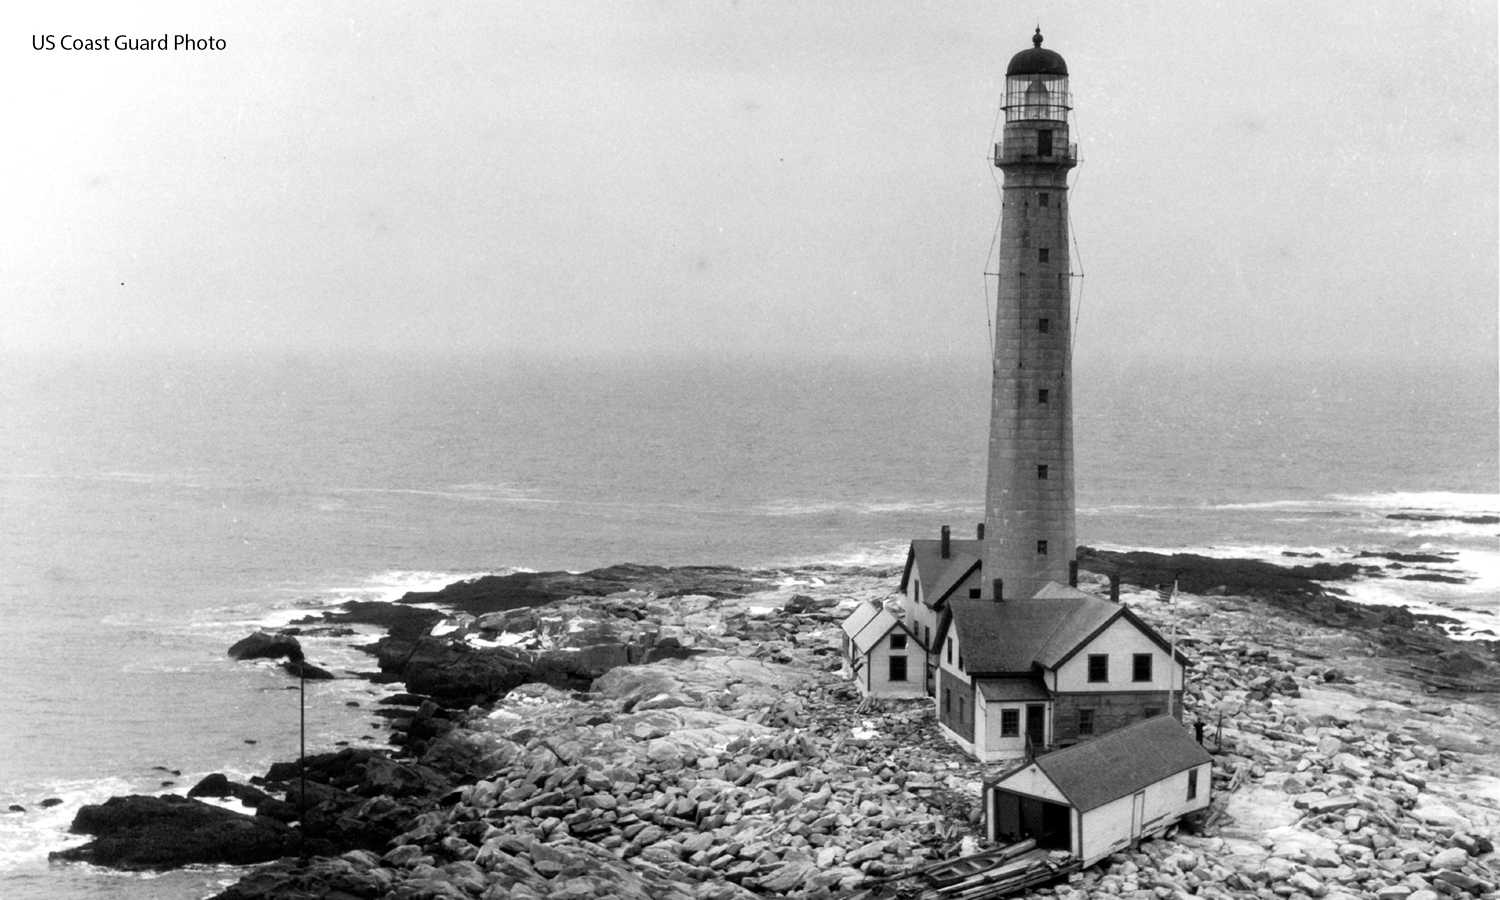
xmin=1166 ymin=578 xmax=1178 ymax=720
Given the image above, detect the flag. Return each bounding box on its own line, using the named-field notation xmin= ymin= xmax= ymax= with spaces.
xmin=1157 ymin=579 xmax=1177 ymax=603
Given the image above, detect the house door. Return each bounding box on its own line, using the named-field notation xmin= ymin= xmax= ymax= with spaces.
xmin=1130 ymin=791 xmax=1146 ymax=841
xmin=1025 ymin=704 xmax=1046 ymax=748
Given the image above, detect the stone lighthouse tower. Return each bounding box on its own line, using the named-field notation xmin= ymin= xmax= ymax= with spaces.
xmin=982 ymin=29 xmax=1077 ymax=601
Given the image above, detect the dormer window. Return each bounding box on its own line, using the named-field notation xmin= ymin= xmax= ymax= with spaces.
xmin=1038 ymin=248 xmax=1050 ymax=264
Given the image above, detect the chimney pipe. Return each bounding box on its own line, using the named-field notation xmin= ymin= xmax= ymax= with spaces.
xmin=1108 ymin=573 xmax=1120 ymax=603
xmin=992 ymin=578 xmax=1004 ymax=602
xmin=1068 ymin=560 xmax=1079 ymax=588
xmin=940 ymin=525 xmax=950 ymax=559
xmin=976 ymin=523 xmax=985 ymax=540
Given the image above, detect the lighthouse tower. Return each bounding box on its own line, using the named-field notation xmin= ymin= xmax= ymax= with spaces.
xmin=982 ymin=30 xmax=1077 ymax=601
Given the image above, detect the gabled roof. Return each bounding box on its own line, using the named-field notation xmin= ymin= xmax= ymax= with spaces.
xmin=840 ymin=601 xmax=882 ymax=640
xmin=947 ymin=593 xmax=1182 ymax=676
xmin=841 ymin=603 xmax=911 ymax=656
xmin=900 ymin=539 xmax=985 ymax=609
xmin=1014 ymin=716 xmax=1212 ymax=813
xmin=1031 ymin=581 xmax=1096 ymax=601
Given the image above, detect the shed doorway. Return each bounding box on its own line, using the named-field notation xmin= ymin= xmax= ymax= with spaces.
xmin=990 ymin=790 xmax=1072 ymax=852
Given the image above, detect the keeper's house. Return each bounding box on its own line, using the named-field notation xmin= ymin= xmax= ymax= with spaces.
xmin=898 ymin=526 xmax=983 ymax=693
xmin=839 ymin=601 xmax=926 ymax=699
xmin=933 ymin=587 xmax=1186 ymax=761
xmin=984 ymin=716 xmax=1212 ymax=866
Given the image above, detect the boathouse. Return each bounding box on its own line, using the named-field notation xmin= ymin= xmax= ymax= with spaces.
xmin=984 ymin=716 xmax=1212 ymax=865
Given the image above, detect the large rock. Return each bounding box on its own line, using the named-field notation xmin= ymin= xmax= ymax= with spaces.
xmin=48 ymin=795 xmax=295 ymax=869
xmin=228 ymin=632 xmax=302 ymax=661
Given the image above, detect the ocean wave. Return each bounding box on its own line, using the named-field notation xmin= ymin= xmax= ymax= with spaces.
xmin=758 ymin=498 xmax=970 ymax=517
xmin=1328 ymin=491 xmax=1500 ymax=516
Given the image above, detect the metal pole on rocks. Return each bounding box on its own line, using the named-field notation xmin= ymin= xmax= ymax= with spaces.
xmin=291 ymin=645 xmax=307 ymax=859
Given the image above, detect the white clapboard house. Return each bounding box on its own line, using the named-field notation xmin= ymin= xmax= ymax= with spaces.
xmin=898 ymin=527 xmax=984 ymax=694
xmin=839 ymin=601 xmax=927 ymax=699
xmin=984 ymin=716 xmax=1213 ymax=865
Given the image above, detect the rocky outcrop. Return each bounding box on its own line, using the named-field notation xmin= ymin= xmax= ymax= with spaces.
xmin=48 ymin=795 xmax=296 ymax=869
xmin=227 ymin=631 xmax=303 ymax=661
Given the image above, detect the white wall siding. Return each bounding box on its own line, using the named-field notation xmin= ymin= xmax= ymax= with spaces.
xmin=1054 ymin=619 xmax=1180 ymax=693
xmin=993 ymin=764 xmax=1070 ymax=805
xmin=1077 ymin=763 xmax=1213 ymax=865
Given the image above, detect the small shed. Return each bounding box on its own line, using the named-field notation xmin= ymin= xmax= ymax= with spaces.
xmin=984 ymin=716 xmax=1212 ymax=865
xmin=840 ymin=602 xmax=926 ymax=699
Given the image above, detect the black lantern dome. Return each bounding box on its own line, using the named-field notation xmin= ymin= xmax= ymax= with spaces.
xmin=1003 ymin=29 xmax=1070 ymax=122
xmin=1006 ymin=28 xmax=1068 ymax=77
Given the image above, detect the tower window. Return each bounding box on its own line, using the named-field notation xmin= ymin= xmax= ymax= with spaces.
xmin=1038 ymin=389 xmax=1049 ymax=404
xmin=1036 ymin=540 xmax=1048 ymax=555
xmin=1038 ymin=248 xmax=1050 ymax=263
xmin=1037 ymin=465 xmax=1049 ymax=480
xmin=1038 ymin=318 xmax=1050 ymax=333
xmin=1038 ymin=129 xmax=1053 ymax=157
xmin=1038 ymin=192 xmax=1049 ymax=208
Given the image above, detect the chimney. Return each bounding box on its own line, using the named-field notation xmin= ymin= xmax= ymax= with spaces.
xmin=976 ymin=523 xmax=985 ymax=540
xmin=940 ymin=525 xmax=951 ymax=559
xmin=1108 ymin=573 xmax=1120 ymax=603
xmin=1068 ymin=560 xmax=1079 ymax=588
xmin=992 ymin=578 xmax=1004 ymax=602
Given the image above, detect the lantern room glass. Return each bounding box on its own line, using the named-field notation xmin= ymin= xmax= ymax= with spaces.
xmin=1004 ymin=74 xmax=1071 ymax=122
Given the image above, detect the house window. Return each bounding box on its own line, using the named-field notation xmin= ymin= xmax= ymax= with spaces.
xmin=1038 ymin=192 xmax=1049 ymax=208
xmin=958 ymin=655 xmax=964 ymax=673
xmin=943 ymin=687 xmax=951 ymax=713
xmin=1036 ymin=540 xmax=1048 ymax=556
xmin=1038 ymin=389 xmax=1049 ymax=405
xmin=1038 ymin=318 xmax=1050 ymax=333
xmin=1087 ymin=654 xmax=1108 ymax=683
xmin=891 ymin=634 xmax=908 ymax=651
xmin=889 ymin=655 xmax=908 ymax=682
xmin=957 ymin=695 xmax=965 ymax=724
xmin=969 ymin=588 xmax=981 ymax=598
xmin=924 ymin=625 xmax=930 ymax=647
xmin=1000 ymin=709 xmax=1020 ymax=737
xmin=1078 ymin=709 xmax=1095 ymax=737
xmin=1133 ymin=653 xmax=1153 ymax=682
xmin=1037 ymin=465 xmax=1049 ymax=480
xmin=1038 ymin=248 xmax=1050 ymax=263
xmin=946 ymin=637 xmax=953 ymax=664
xmin=1188 ymin=768 xmax=1199 ymax=800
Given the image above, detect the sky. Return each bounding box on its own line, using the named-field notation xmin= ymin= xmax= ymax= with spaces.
xmin=3 ymin=1 xmax=1496 ymax=364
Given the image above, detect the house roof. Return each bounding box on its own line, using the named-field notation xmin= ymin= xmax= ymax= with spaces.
xmin=946 ymin=592 xmax=1185 ymax=676
xmin=900 ymin=539 xmax=985 ymax=608
xmin=1017 ymin=716 xmax=1213 ymax=813
xmin=841 ymin=603 xmax=911 ymax=656
xmin=976 ymin=676 xmax=1051 ymax=703
xmin=840 ymin=601 xmax=882 ymax=640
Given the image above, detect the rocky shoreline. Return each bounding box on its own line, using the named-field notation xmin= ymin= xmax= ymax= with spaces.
xmin=49 ymin=556 xmax=1500 ymax=899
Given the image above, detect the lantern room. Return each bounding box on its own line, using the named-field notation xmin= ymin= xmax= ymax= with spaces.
xmin=1003 ymin=28 xmax=1070 ymax=123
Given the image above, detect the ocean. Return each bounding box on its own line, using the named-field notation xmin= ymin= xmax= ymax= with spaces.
xmin=0 ymin=350 xmax=1495 ymax=899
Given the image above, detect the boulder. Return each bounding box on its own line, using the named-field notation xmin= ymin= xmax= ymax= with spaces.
xmin=48 ymin=794 xmax=295 ymax=869
xmin=228 ymin=632 xmax=302 ymax=662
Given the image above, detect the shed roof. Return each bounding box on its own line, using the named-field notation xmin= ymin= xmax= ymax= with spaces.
xmin=976 ymin=676 xmax=1051 ymax=703
xmin=1014 ymin=717 xmax=1212 ymax=813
